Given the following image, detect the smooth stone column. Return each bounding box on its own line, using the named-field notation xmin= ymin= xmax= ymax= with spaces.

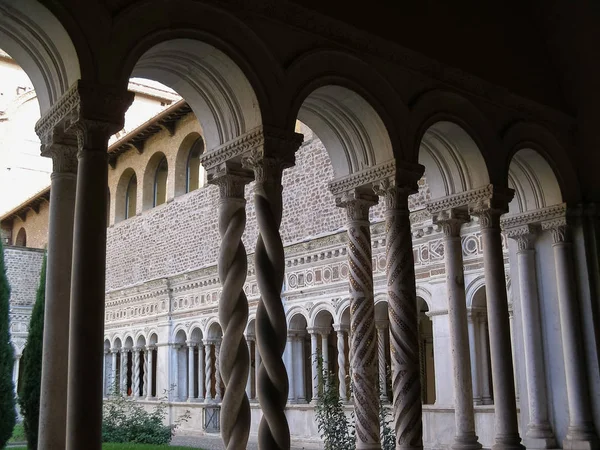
xmin=308 ymin=328 xmax=319 ymax=402
xmin=376 ymin=323 xmax=388 ymax=403
xmin=111 ymin=350 xmax=118 ymax=395
xmin=295 ymin=334 xmax=307 ymax=402
xmin=335 ymin=326 xmax=348 ymax=401
xmin=473 ymin=209 xmax=523 ymax=450
xmin=254 ymin=343 xmax=261 ymax=402
xmin=121 ymin=351 xmax=128 ymax=395
xmin=146 ymin=346 xmax=155 ymax=399
xmin=467 ymin=313 xmax=482 ymax=405
xmin=437 ymin=210 xmax=481 ymax=450
xmin=197 ymin=343 xmax=204 ymax=401
xmin=321 ymin=331 xmax=329 ymax=376
xmin=205 ymin=342 xmax=214 ymax=402
xmin=286 ymin=334 xmax=295 ymax=402
xmin=215 ymin=341 xmax=222 ymax=401
xmin=37 ymin=141 xmax=77 ymax=450
xmin=246 ymin=339 xmax=253 ymax=399
xmin=478 ymin=317 xmax=493 ymax=405
xmin=551 ymin=224 xmax=599 ymax=450
xmin=13 ymin=356 xmax=20 ymax=392
xmin=507 ymin=228 xmax=556 ymax=448
xmin=187 ymin=341 xmax=196 ymax=400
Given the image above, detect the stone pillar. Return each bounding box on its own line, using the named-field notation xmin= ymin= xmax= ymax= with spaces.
xmin=242 ymin=131 xmax=301 ymax=450
xmin=321 ymin=331 xmax=329 ymax=376
xmin=334 ymin=325 xmax=348 ymax=401
xmin=435 ymin=209 xmax=481 ymax=450
xmin=205 ymin=164 xmax=253 ymax=449
xmin=467 ymin=313 xmax=482 ymax=405
xmin=132 ymin=347 xmax=141 ymax=398
xmin=146 ymin=345 xmax=155 ymax=399
xmin=63 ymin=82 xmax=134 ymax=450
xmin=13 ymin=355 xmax=20 ymax=392
xmin=295 ymin=334 xmax=307 ymax=403
xmin=215 ymin=340 xmax=222 ymax=401
xmin=505 ymin=227 xmax=556 ymax=448
xmin=376 ymin=323 xmax=388 ymax=403
xmin=472 ymin=207 xmax=523 ymax=450
xmin=205 ymin=342 xmax=214 ymax=402
xmin=478 ymin=317 xmax=493 ymax=405
xmin=187 ymin=341 xmax=196 ymax=401
xmin=197 ymin=342 xmax=204 ymax=401
xmin=374 ymin=172 xmax=424 ymax=450
xmin=508 ymin=308 xmax=520 ymax=404
xmin=121 ymin=351 xmax=128 ymax=395
xmin=309 ymin=328 xmax=319 ymax=402
xmin=287 ymin=334 xmax=295 ymax=402
xmin=336 ymin=189 xmax=380 ymax=450
xmin=246 ymin=338 xmax=253 ymax=399
xmin=111 ymin=350 xmax=118 ymax=395
xmin=550 ymin=223 xmax=599 ymax=449
xmin=35 ymin=131 xmax=77 ymax=450
xmin=255 ymin=343 xmax=261 ymax=402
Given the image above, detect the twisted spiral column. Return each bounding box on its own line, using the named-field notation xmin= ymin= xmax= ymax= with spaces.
xmin=334 ymin=325 xmax=348 ymax=401
xmin=120 ymin=351 xmax=128 ymax=396
xmin=143 ymin=349 xmax=149 ymax=398
xmin=374 ymin=179 xmax=423 ymax=449
xmin=243 ymin=151 xmax=296 ymax=450
xmin=215 ymin=341 xmax=223 ymax=401
xmin=132 ymin=348 xmax=140 ymax=397
xmin=205 ymin=342 xmax=213 ymax=402
xmin=212 ymin=169 xmax=252 ymax=449
xmin=376 ymin=324 xmax=388 ymax=403
xmin=337 ymin=191 xmax=380 ymax=449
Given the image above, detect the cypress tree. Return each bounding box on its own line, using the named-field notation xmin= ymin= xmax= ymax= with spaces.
xmin=0 ymin=240 xmax=16 ymax=447
xmin=18 ymin=253 xmax=46 ymax=450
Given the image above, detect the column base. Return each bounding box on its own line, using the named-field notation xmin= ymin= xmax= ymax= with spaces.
xmin=452 ymin=434 xmax=482 ymax=450
xmin=356 ymin=443 xmax=382 ymax=450
xmin=491 ymin=435 xmax=525 ymax=450
xmin=563 ymin=436 xmax=599 ymax=450
xmin=523 ymin=436 xmax=558 ymax=449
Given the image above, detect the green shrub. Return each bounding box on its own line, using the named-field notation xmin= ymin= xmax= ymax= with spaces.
xmin=0 ymin=240 xmax=16 ymax=448
xmin=102 ymin=388 xmax=190 ymax=445
xmin=18 ymin=253 xmax=46 ymax=449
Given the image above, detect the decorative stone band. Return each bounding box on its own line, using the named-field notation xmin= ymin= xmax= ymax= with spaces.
xmin=501 ymin=203 xmax=570 ymax=245
xmin=426 ymin=184 xmax=514 ymax=217
xmin=199 ymin=125 xmax=303 ymax=173
xmin=502 ymin=224 xmax=540 ymax=251
xmin=500 ymin=203 xmax=567 ymax=230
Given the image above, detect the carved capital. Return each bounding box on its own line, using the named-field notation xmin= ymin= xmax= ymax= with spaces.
xmin=146 ymin=345 xmax=156 ymax=352
xmin=433 ymin=208 xmax=469 ymax=238
xmin=208 ymin=161 xmax=253 ymax=200
xmin=471 ymin=208 xmax=502 ymax=230
xmin=335 ymin=189 xmax=378 ymax=222
xmin=550 ymin=224 xmax=571 ymax=244
xmin=372 ymin=177 xmax=412 ymax=211
xmin=504 ymin=224 xmax=540 ymax=251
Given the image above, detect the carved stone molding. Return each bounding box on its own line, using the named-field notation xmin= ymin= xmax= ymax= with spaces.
xmin=208 ymin=161 xmax=253 ymax=200
xmin=503 ymin=224 xmax=540 ymax=251
xmin=39 ymin=127 xmax=79 ymax=174
xmin=432 ymin=208 xmax=469 ymax=238
xmin=500 ymin=204 xmax=567 ymax=230
xmin=548 ymin=224 xmax=571 ymax=244
xmin=334 ymin=189 xmax=378 ymax=222
xmin=329 ymin=160 xmax=396 ymax=197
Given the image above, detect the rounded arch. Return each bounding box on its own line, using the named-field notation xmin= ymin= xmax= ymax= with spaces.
xmin=338 ymin=303 xmax=351 ymax=328
xmin=15 ymin=227 xmax=26 ymax=247
xmin=189 ymin=326 xmax=203 ymax=344
xmin=408 ymin=90 xmax=502 ymax=184
xmin=206 ymin=321 xmax=223 ymax=340
xmin=312 ymin=307 xmax=334 ymax=330
xmin=0 ymin=0 xmax=81 ymax=113
xmin=415 ymin=286 xmax=433 ymax=310
xmin=135 ymin=334 xmax=146 ymax=348
xmin=112 ymin=337 xmax=123 ymax=350
xmin=148 ymin=332 xmax=158 ymax=346
xmin=123 ymin=336 xmax=134 ymax=349
xmin=115 ymin=168 xmax=138 ymax=222
xmin=374 ymin=300 xmax=389 ymax=324
xmin=174 ymin=132 xmax=205 ymax=196
xmin=142 ymin=152 xmax=168 ymax=210
xmin=288 ymin=312 xmax=308 ymax=332
xmin=466 ymin=276 xmax=488 ymax=310
xmin=122 ymin=36 xmax=265 ymax=152
xmin=104 ymin=339 xmax=111 ymax=352
xmin=245 ymin=318 xmax=256 ymax=339
xmin=173 ymin=328 xmax=187 ymax=344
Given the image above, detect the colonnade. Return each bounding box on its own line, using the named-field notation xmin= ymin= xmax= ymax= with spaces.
xmin=33 ymin=81 xmax=599 ymax=450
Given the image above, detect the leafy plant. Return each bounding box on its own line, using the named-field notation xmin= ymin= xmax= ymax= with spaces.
xmin=102 ymin=385 xmax=190 ymax=445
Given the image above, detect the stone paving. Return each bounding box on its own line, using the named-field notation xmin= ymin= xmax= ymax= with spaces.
xmin=171 ymin=433 xmax=317 ymax=449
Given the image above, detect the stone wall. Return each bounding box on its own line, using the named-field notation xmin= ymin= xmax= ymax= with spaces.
xmin=9 ymin=200 xmax=50 ymax=249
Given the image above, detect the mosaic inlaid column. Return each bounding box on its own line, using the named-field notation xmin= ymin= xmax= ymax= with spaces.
xmin=436 ymin=210 xmax=481 ymax=450
xmin=376 ymin=323 xmax=388 ymax=403
xmin=243 ymin=133 xmax=301 ymax=450
xmin=551 ymin=223 xmax=599 ymax=449
xmin=211 ymin=166 xmax=253 ymax=449
xmin=334 ymin=325 xmax=348 ymax=401
xmin=374 ymin=176 xmax=423 ymax=450
xmin=120 ymin=351 xmax=128 ymax=395
xmin=473 ymin=207 xmax=523 ymax=450
xmin=36 ymin=134 xmax=77 ymax=450
xmin=337 ymin=190 xmax=380 ymax=450
xmin=506 ymin=227 xmax=556 ymax=448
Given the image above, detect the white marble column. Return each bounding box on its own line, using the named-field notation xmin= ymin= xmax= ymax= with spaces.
xmin=187 ymin=341 xmax=196 ymax=401
xmin=246 ymin=338 xmax=253 ymax=399
xmin=286 ymin=334 xmax=295 ymax=402
xmin=335 ymin=326 xmax=348 ymax=401
xmin=295 ymin=334 xmax=307 ymax=403
xmin=506 ymin=228 xmax=556 ymax=448
xmin=215 ymin=340 xmax=222 ymax=401
xmin=478 ymin=318 xmax=493 ymax=405
xmin=436 ymin=210 xmax=481 ymax=449
xmin=205 ymin=341 xmax=214 ymax=402
xmin=12 ymin=356 xmax=20 ymax=392
xmin=111 ymin=350 xmax=118 ymax=395
xmin=321 ymin=331 xmax=329 ymax=377
xmin=254 ymin=342 xmax=261 ymax=402
xmin=142 ymin=348 xmax=148 ymax=398
xmin=120 ymin=351 xmax=128 ymax=395
xmin=551 ymin=224 xmax=599 ymax=449
xmin=473 ymin=207 xmax=523 ymax=449
xmin=376 ymin=323 xmax=388 ymax=403
xmin=146 ymin=346 xmax=155 ymax=399
xmin=132 ymin=347 xmax=141 ymax=398
xmin=36 ymin=137 xmax=77 ymax=450
xmin=197 ymin=342 xmax=204 ymax=401
xmin=467 ymin=313 xmax=481 ymax=405
xmin=308 ymin=328 xmax=319 ymax=402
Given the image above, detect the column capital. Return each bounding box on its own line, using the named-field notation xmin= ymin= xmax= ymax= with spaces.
xmin=207 ymin=161 xmax=254 ymax=200
xmin=39 ymin=127 xmax=79 ymax=174
xmin=541 ymin=217 xmax=572 ymax=244
xmin=504 ymin=224 xmax=540 ymax=251
xmin=431 ymin=208 xmax=470 ymax=237
xmin=110 ymin=348 xmax=120 ymax=354
xmin=334 ymin=188 xmax=378 ymax=222
xmin=373 ymin=175 xmax=420 ymax=211
xmin=333 ymin=324 xmax=349 ymax=333
xmin=186 ymin=340 xmax=197 ymax=348
xmin=146 ymin=345 xmax=156 ymax=352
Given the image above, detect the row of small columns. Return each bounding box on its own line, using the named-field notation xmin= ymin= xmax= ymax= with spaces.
xmin=104 ymin=346 xmax=156 ymax=398
xmin=183 ymin=339 xmax=222 ymax=402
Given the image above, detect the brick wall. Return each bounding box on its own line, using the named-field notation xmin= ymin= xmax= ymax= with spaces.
xmin=9 ymin=201 xmax=50 ymax=249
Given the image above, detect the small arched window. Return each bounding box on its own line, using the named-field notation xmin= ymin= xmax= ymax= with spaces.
xmin=154 ymin=157 xmax=168 ymax=207
xmin=15 ymin=228 xmax=26 ymax=247
xmin=186 ymin=138 xmax=205 ymax=193
xmin=125 ymin=175 xmax=137 ymax=219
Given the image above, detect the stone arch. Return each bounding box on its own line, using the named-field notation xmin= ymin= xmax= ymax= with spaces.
xmin=135 ymin=334 xmax=146 ymax=348
xmin=115 ymin=167 xmax=138 ymax=222
xmin=148 ymin=333 xmax=158 ymax=346
xmin=246 ymin=318 xmax=256 ymax=339
xmin=0 ymin=0 xmax=81 ymax=113
xmin=174 ymin=132 xmax=206 ymax=196
xmin=189 ymin=326 xmax=203 ymax=344
xmin=123 ymin=37 xmax=265 ymax=152
xmin=173 ymin=327 xmax=188 ymax=344
xmin=310 ymin=303 xmax=336 ymax=328
xmin=286 ymin=307 xmax=309 ymax=328
xmin=289 ymin=313 xmax=308 ymax=332
xmin=112 ymin=337 xmax=123 ymax=350
xmin=408 ymin=90 xmax=502 ymax=184
xmin=466 ymin=276 xmax=487 ymax=309
xmin=289 ymin=84 xmax=395 ymax=178
xmin=123 ymin=336 xmax=134 ymax=350
xmin=15 ymin=227 xmax=26 ymax=247
xmin=338 ymin=304 xmax=351 ymax=329
xmin=206 ymin=322 xmax=223 ymax=340
xmin=142 ymin=151 xmax=168 ymax=211
xmin=415 ymin=286 xmax=433 ymax=310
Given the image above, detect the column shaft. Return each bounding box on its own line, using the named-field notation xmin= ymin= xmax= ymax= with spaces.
xmin=336 ymin=330 xmax=347 ymax=401
xmin=287 ymin=335 xmax=295 ymax=402
xmin=321 ymin=333 xmax=329 ymax=375
xmin=310 ymin=331 xmax=319 ymax=401
xmin=197 ymin=344 xmax=204 ymax=401
xmin=147 ymin=347 xmax=154 ymax=399
xmin=215 ymin=342 xmax=222 ymax=401
xmin=188 ymin=344 xmax=195 ymax=400
xmin=467 ymin=316 xmax=481 ymax=405
xmin=296 ymin=336 xmax=306 ymax=402
xmin=38 ymin=148 xmax=77 ymax=450
xmin=205 ymin=343 xmax=213 ymax=401
xmin=478 ymin=319 xmax=492 ymax=404
xmin=111 ymin=351 xmax=118 ymax=395
xmin=376 ymin=326 xmax=388 ymax=402
xmin=133 ymin=349 xmax=140 ymax=397
xmin=246 ymin=340 xmax=253 ymax=399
